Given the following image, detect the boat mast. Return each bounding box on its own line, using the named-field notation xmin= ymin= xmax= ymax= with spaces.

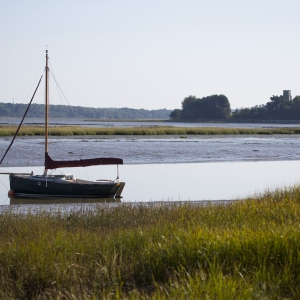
xmin=44 ymin=50 xmax=49 ymax=174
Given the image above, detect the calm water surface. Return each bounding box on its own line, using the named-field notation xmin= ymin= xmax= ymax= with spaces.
xmin=1 ymin=119 xmax=300 ymax=209
xmin=1 ymin=161 xmax=300 ymax=207
xmin=2 ymin=117 xmax=300 ymax=128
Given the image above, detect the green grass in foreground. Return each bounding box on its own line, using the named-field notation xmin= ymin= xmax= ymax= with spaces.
xmin=1 ymin=188 xmax=300 ymax=299
xmin=1 ymin=125 xmax=300 ymax=136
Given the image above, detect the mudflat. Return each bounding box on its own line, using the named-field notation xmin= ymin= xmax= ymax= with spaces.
xmin=0 ymin=134 xmax=299 ymax=167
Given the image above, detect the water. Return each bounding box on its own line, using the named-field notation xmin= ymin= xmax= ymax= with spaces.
xmin=1 ymin=135 xmax=300 ymax=167
xmin=1 ymin=161 xmax=300 ymax=207
xmin=1 ymin=122 xmax=300 ymax=208
xmin=1 ymin=117 xmax=300 ymax=128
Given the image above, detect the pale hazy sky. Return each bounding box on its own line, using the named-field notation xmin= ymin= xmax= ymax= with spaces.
xmin=1 ymin=0 xmax=299 ymax=110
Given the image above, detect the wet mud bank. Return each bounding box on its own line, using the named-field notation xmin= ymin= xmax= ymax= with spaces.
xmin=0 ymin=135 xmax=300 ymax=167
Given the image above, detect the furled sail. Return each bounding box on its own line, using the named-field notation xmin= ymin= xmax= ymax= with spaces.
xmin=45 ymin=152 xmax=123 ymax=169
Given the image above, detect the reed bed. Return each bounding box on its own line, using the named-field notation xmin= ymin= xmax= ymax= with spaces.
xmin=0 ymin=125 xmax=300 ymax=136
xmin=1 ymin=187 xmax=300 ymax=299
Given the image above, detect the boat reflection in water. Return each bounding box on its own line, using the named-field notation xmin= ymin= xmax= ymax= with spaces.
xmin=9 ymin=196 xmax=121 ymax=205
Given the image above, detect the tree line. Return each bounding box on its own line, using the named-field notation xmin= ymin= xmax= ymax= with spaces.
xmin=170 ymin=94 xmax=300 ymax=121
xmin=0 ymin=103 xmax=171 ymax=120
xmin=3 ymin=94 xmax=300 ymax=121
xmin=169 ymin=95 xmax=231 ymax=120
xmin=232 ymin=96 xmax=300 ymax=120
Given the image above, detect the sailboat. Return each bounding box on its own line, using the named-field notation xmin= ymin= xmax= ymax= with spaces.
xmin=2 ymin=50 xmax=125 ymax=198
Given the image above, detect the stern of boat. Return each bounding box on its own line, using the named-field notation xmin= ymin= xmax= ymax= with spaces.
xmin=115 ymin=181 xmax=125 ymax=198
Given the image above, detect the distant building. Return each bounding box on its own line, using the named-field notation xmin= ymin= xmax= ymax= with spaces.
xmin=283 ymin=90 xmax=292 ymax=101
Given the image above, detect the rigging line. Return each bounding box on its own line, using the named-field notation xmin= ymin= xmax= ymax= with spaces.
xmin=0 ymin=177 xmax=9 ymax=190
xmin=48 ymin=60 xmax=67 ymax=107
xmin=49 ymin=69 xmax=88 ymax=137
xmin=48 ymin=61 xmax=81 ymax=117
xmin=48 ymin=60 xmax=72 ymax=107
xmin=22 ymin=57 xmax=45 ymax=105
xmin=49 ymin=61 xmax=87 ymax=136
xmin=0 ymin=75 xmax=44 ymax=164
xmin=50 ymin=70 xmax=69 ymax=118
xmin=83 ymin=166 xmax=90 ymax=181
xmin=52 ymin=169 xmax=65 ymax=175
xmin=48 ymin=75 xmax=55 ymax=139
xmin=3 ymin=197 xmax=10 ymax=205
xmin=48 ymin=60 xmax=65 ymax=110
xmin=49 ymin=68 xmax=82 ymax=118
xmin=48 ymin=61 xmax=91 ymax=164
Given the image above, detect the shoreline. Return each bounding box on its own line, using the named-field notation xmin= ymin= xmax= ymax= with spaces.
xmin=2 ymin=116 xmax=300 ymax=125
xmin=1 ymin=125 xmax=300 ymax=136
xmin=0 ymin=188 xmax=299 ymax=298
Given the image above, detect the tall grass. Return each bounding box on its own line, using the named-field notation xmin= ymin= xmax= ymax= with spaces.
xmin=1 ymin=187 xmax=300 ymax=298
xmin=0 ymin=125 xmax=300 ymax=136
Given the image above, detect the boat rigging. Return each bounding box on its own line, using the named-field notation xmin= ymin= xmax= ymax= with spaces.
xmin=1 ymin=50 xmax=125 ymax=199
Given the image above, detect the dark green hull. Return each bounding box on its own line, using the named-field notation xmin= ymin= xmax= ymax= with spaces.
xmin=9 ymin=174 xmax=125 ymax=198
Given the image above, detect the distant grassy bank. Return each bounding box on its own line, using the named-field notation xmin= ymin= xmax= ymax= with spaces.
xmin=1 ymin=125 xmax=300 ymax=136
xmin=2 ymin=187 xmax=300 ymax=299
xmin=84 ymin=119 xmax=168 ymax=122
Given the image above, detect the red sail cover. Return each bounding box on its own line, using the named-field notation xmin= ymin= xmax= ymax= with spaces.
xmin=45 ymin=152 xmax=123 ymax=169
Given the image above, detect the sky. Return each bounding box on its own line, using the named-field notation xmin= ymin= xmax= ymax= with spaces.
xmin=1 ymin=0 xmax=300 ymax=110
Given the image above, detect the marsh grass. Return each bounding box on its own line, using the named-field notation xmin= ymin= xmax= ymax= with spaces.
xmin=0 ymin=125 xmax=300 ymax=136
xmin=1 ymin=187 xmax=300 ymax=299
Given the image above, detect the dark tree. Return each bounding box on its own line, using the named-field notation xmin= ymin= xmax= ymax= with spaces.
xmin=169 ymin=109 xmax=182 ymax=119
xmin=232 ymin=94 xmax=300 ymax=120
xmin=201 ymin=95 xmax=231 ymax=119
xmin=181 ymin=96 xmax=198 ymax=120
xmin=170 ymin=94 xmax=231 ymax=120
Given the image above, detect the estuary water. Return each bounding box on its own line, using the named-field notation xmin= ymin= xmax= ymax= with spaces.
xmin=1 ymin=161 xmax=300 ymax=206
xmin=0 ymin=135 xmax=300 ymax=167
xmin=2 ymin=117 xmax=300 ymax=128
xmin=1 ymin=119 xmax=300 ymax=208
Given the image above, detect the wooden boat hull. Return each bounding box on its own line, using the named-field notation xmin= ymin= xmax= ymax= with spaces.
xmin=9 ymin=174 xmax=125 ymax=198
